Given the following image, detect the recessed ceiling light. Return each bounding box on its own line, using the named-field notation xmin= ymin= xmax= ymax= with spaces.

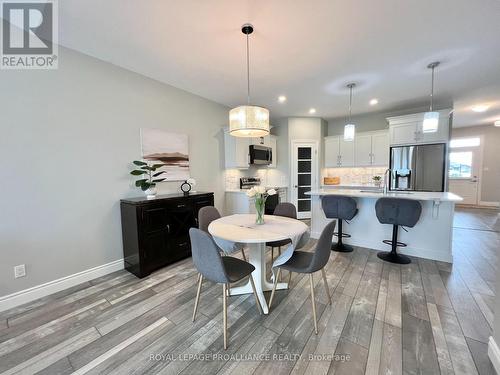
xmin=471 ymin=104 xmax=490 ymax=113
xmin=495 ymin=120 xmax=500 ymax=127
xmin=309 ymin=108 xmax=316 ymax=114
xmin=278 ymin=95 xmax=287 ymax=103
xmin=369 ymin=98 xmax=379 ymax=106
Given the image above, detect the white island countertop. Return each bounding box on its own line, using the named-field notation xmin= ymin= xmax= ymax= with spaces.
xmin=306 ymin=189 xmax=462 ymax=203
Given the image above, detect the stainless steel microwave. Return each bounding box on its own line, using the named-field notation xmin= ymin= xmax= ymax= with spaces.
xmin=249 ymin=144 xmax=272 ymax=165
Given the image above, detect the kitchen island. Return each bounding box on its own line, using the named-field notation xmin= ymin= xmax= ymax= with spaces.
xmin=307 ymin=189 xmax=462 ymax=262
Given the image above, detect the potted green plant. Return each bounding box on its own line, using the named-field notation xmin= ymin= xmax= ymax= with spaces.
xmin=372 ymin=175 xmax=382 ymax=188
xmin=130 ymin=161 xmax=167 ymax=198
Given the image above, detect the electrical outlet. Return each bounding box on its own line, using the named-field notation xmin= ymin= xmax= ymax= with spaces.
xmin=14 ymin=264 xmax=26 ymax=279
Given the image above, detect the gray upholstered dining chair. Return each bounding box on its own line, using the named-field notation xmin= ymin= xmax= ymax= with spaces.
xmin=189 ymin=228 xmax=262 ymax=349
xmin=198 ymin=206 xmax=246 ymax=261
xmin=269 ymin=220 xmax=336 ymax=334
xmin=265 ymin=202 xmax=297 ymax=261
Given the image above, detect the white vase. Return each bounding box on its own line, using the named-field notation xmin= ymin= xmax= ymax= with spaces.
xmin=145 ymin=186 xmax=157 ymax=199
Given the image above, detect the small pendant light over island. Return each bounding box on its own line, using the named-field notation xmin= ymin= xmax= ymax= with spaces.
xmin=344 ymin=83 xmax=356 ymax=141
xmin=422 ymin=61 xmax=440 ymax=133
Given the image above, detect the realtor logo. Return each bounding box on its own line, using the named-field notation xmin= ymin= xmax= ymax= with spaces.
xmin=1 ymin=0 xmax=58 ymax=69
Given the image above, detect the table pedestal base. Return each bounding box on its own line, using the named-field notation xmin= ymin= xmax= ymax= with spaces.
xmin=228 ymin=242 xmax=288 ymax=314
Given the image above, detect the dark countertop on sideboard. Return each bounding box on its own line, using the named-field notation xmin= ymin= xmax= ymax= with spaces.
xmin=120 ymin=191 xmax=214 ymax=205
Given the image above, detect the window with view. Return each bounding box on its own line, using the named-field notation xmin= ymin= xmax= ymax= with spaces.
xmin=449 ymin=137 xmax=480 ymax=148
xmin=449 ymin=151 xmax=472 ymax=178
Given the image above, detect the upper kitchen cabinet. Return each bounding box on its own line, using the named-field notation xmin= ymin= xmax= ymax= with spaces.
xmin=371 ymin=131 xmax=390 ymax=166
xmin=387 ymin=109 xmax=451 ymax=146
xmin=325 ymin=136 xmax=341 ymax=167
xmin=354 ymin=133 xmax=372 ymax=166
xmin=339 ymin=138 xmax=355 ymax=167
xmin=325 ymin=136 xmax=354 ymax=167
xmin=326 ymin=130 xmax=389 ymax=168
xmin=224 ymin=129 xmax=250 ymax=169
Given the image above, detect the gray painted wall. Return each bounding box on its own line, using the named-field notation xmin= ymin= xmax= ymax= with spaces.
xmin=328 ymin=112 xmax=389 ymax=136
xmin=327 ymin=106 xmax=434 ymax=136
xmin=451 ymin=125 xmax=500 ymax=203
xmin=0 ymin=47 xmax=229 ymax=296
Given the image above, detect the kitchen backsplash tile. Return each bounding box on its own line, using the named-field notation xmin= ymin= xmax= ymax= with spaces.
xmin=323 ymin=167 xmax=387 ymax=186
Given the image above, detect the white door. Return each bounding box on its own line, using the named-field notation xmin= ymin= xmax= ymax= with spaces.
xmin=448 ymin=137 xmax=483 ymax=205
xmin=324 ymin=136 xmax=340 ymax=167
xmin=371 ymin=131 xmax=390 ymax=166
xmin=339 ymin=138 xmax=355 ymax=167
xmin=354 ymin=134 xmax=372 ymax=166
xmin=291 ymin=141 xmax=318 ymax=219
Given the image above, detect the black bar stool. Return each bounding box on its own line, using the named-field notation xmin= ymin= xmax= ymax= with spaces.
xmin=375 ymin=198 xmax=422 ymax=264
xmin=321 ymin=196 xmax=358 ymax=253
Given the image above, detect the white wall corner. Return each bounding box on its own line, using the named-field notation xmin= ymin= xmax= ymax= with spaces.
xmin=0 ymin=259 xmax=124 ymax=313
xmin=488 ymin=336 xmax=500 ymax=374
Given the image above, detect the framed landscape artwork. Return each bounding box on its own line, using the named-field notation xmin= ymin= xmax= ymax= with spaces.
xmin=140 ymin=128 xmax=190 ymax=181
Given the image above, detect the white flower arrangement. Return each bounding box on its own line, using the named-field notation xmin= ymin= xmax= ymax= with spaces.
xmin=246 ymin=186 xmax=277 ymax=224
xmin=245 ymin=186 xmax=277 ymax=198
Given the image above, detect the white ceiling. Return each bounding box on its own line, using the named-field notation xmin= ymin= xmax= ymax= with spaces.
xmin=58 ymin=0 xmax=500 ymax=127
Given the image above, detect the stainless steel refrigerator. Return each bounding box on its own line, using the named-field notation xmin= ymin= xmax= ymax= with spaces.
xmin=390 ymin=144 xmax=447 ymax=192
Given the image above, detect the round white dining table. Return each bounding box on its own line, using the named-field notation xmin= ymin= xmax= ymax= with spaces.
xmin=208 ymin=213 xmax=309 ymax=314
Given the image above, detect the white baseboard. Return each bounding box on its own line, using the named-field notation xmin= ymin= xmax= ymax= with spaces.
xmin=488 ymin=336 xmax=500 ymax=374
xmin=479 ymin=201 xmax=500 ymax=208
xmin=0 ymin=259 xmax=124 ymax=313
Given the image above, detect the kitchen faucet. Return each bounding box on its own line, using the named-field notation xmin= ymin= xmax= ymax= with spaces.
xmin=383 ymin=168 xmax=392 ymax=194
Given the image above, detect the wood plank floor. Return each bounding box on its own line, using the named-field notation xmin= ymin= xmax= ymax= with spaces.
xmin=0 ymin=207 xmax=498 ymax=375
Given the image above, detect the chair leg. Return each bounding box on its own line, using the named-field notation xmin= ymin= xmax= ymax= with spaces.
xmin=321 ymin=268 xmax=332 ymax=305
xmin=269 ymin=268 xmax=281 ymax=309
xmin=241 ymin=248 xmax=247 ymax=261
xmin=222 ymin=283 xmax=228 ymax=350
xmin=249 ymin=274 xmax=263 ymax=315
xmin=288 ymin=271 xmax=292 ymax=289
xmin=192 ymin=274 xmax=203 ymax=322
xmin=278 ymin=247 xmax=282 ymax=281
xmin=271 ymin=247 xmax=274 ymax=261
xmin=309 ymin=274 xmax=318 ymax=334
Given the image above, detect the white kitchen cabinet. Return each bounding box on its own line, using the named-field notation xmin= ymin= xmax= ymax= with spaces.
xmin=354 ymin=133 xmax=373 ymax=166
xmin=339 ymin=138 xmax=355 ymax=167
xmin=324 ymin=136 xmax=340 ymax=167
xmin=224 ymin=130 xmax=250 ymax=169
xmin=371 ymin=131 xmax=390 ymax=166
xmin=389 ymin=122 xmax=420 ymax=145
xmin=325 ymin=130 xmax=389 ymax=168
xmin=419 ymin=120 xmax=450 ymax=144
xmin=387 ymin=109 xmax=451 ymax=145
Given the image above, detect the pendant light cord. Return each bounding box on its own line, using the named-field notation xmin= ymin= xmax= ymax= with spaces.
xmin=348 ymin=84 xmax=354 ymax=123
xmin=246 ymin=32 xmax=250 ymax=105
xmin=430 ymin=65 xmax=435 ymax=111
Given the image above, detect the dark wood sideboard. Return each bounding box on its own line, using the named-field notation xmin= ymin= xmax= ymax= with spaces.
xmin=120 ymin=192 xmax=214 ymax=278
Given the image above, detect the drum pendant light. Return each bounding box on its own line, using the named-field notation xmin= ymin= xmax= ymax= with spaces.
xmin=344 ymin=83 xmax=356 ymax=141
xmin=423 ymin=61 xmax=440 ymax=133
xmin=229 ymin=24 xmax=270 ymax=137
